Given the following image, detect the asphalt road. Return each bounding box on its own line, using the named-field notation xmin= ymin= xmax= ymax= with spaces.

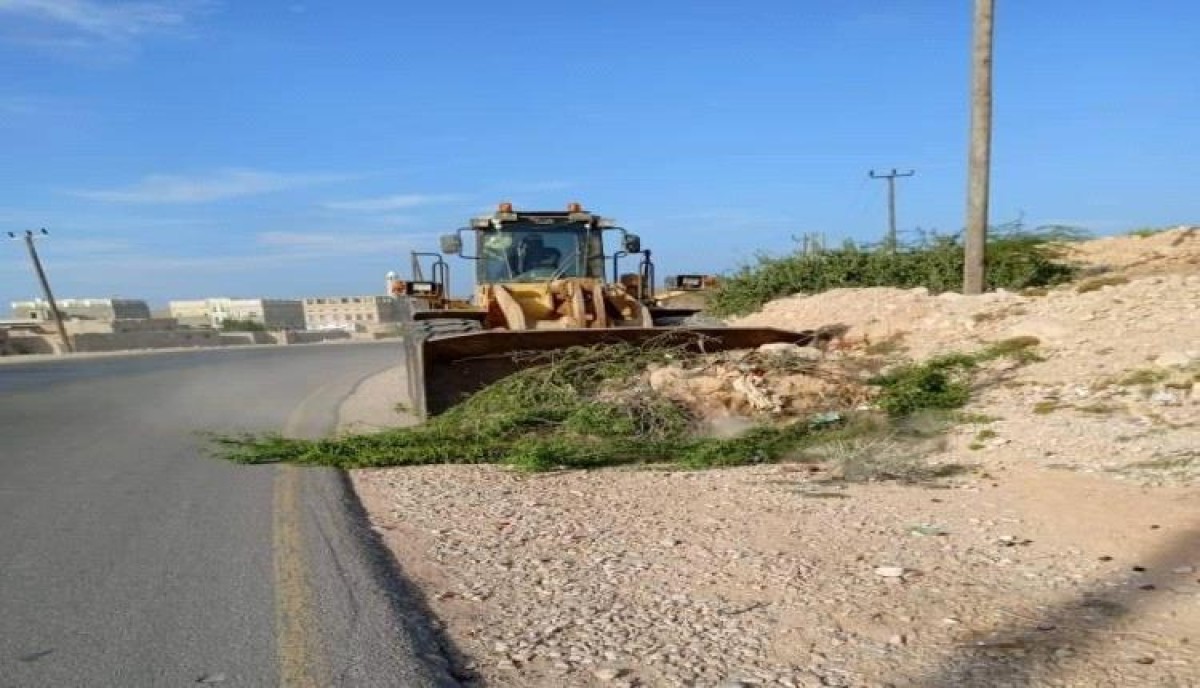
xmin=0 ymin=343 xmax=458 ymax=687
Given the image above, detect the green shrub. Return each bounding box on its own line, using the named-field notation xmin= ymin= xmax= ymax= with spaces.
xmin=709 ymin=226 xmax=1082 ymax=317
xmin=870 ymin=354 xmax=977 ymax=417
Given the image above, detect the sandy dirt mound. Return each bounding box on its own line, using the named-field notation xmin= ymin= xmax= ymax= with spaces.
xmin=1064 ymin=226 xmax=1200 ymax=277
xmin=731 ymin=258 xmax=1200 ymax=482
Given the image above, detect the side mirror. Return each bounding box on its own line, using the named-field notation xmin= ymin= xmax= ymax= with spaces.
xmin=622 ymin=234 xmax=642 ymax=253
xmin=439 ymin=234 xmax=462 ymax=255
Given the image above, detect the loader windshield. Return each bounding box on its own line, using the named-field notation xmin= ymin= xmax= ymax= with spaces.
xmin=476 ymin=223 xmax=604 ymax=283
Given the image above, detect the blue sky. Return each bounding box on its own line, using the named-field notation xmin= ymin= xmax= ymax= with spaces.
xmin=2 ymin=1 xmax=1198 ymax=308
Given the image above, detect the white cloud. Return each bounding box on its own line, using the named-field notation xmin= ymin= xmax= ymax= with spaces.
xmin=0 ymin=0 xmax=205 ymax=39
xmin=322 ymin=193 xmax=462 ymax=212
xmin=73 ymin=168 xmax=348 ymax=204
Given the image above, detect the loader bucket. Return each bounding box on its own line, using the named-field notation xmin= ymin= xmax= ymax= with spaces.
xmin=403 ymin=325 xmax=818 ymax=418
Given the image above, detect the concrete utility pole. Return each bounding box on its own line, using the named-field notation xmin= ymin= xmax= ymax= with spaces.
xmin=964 ymin=0 xmax=995 ymax=294
xmin=869 ymin=168 xmax=915 ymax=251
xmin=8 ymin=228 xmax=73 ymax=353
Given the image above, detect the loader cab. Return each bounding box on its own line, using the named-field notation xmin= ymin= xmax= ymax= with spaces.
xmin=475 ymin=225 xmax=598 ymax=283
xmin=440 ymin=203 xmax=640 ymax=285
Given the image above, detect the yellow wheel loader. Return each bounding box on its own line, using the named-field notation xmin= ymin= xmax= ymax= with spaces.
xmin=400 ymin=202 xmax=815 ymax=416
xmin=654 ymin=273 xmax=721 ymax=312
xmin=388 ymin=251 xmax=474 ymax=316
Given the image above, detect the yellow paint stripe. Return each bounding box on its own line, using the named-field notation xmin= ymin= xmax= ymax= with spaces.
xmin=274 ymin=384 xmax=332 ymax=687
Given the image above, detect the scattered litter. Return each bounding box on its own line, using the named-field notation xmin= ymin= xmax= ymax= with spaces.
xmin=808 ymin=411 xmax=843 ymax=427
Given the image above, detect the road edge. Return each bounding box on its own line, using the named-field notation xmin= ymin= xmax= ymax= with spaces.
xmin=313 ymin=364 xmax=464 ymax=686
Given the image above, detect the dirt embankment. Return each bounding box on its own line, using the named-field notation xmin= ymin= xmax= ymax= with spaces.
xmin=351 ymin=228 xmax=1200 ymax=688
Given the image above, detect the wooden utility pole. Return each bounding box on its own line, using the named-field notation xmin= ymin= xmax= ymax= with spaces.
xmin=9 ymin=228 xmax=73 ymax=353
xmin=869 ymin=169 xmax=915 ymax=251
xmin=963 ymin=0 xmax=995 ymax=294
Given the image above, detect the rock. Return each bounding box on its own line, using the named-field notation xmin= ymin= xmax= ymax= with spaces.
xmin=1003 ymin=318 xmax=1068 ymax=344
xmin=757 ymin=342 xmax=824 ymax=360
xmin=1154 ymin=351 xmax=1195 ymax=368
xmin=758 ymin=342 xmax=800 ymax=356
xmin=1151 ymin=390 xmax=1181 ymax=406
xmin=687 ymin=375 xmax=727 ymax=396
xmin=732 ymin=374 xmax=782 ymax=413
xmin=648 ymin=366 xmax=684 ymax=391
xmin=593 ymin=667 xmax=626 ymax=681
xmin=874 ymin=566 xmax=906 ymax=578
xmin=792 ymin=346 xmax=824 ymax=361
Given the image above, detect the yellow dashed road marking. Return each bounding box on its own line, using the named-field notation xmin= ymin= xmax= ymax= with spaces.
xmin=274 ymin=383 xmax=332 ymax=687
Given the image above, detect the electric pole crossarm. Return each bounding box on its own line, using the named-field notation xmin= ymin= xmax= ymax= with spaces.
xmin=7 ymin=228 xmax=73 ymax=353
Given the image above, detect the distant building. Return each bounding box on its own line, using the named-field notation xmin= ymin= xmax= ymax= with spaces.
xmin=167 ymin=298 xmax=305 ymax=330
xmin=11 ymin=298 xmax=151 ymax=322
xmin=302 ymin=295 xmax=401 ymax=332
xmin=166 ymin=299 xmax=215 ymax=327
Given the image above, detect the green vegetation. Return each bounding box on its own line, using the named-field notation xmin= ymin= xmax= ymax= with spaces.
xmin=1117 ymin=368 xmax=1168 ymax=386
xmin=219 ymin=318 xmax=267 ymax=332
xmin=1077 ymin=402 xmax=1121 ymax=415
xmin=954 ymin=411 xmax=1000 ymax=424
xmin=1032 ymin=400 xmax=1063 ymax=415
xmin=214 ymin=340 xmax=807 ymax=471
xmin=803 ymin=433 xmax=966 ymax=483
xmin=708 ymin=226 xmax=1083 ymax=317
xmin=869 ymin=337 xmax=1041 ymax=417
xmin=213 ymin=336 xmax=1040 ymax=479
xmin=1127 ymin=226 xmax=1167 ymax=238
xmin=1075 ymin=274 xmax=1130 ymax=293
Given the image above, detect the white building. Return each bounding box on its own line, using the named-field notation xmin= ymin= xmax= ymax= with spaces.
xmin=12 ymin=298 xmax=151 ymax=321
xmin=167 ymin=298 xmax=305 ymax=330
xmin=302 ymin=295 xmax=401 ymax=332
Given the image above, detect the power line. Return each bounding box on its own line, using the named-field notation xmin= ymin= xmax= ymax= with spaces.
xmin=868 ymin=168 xmax=916 ymax=251
xmin=7 ymin=228 xmax=73 ymax=353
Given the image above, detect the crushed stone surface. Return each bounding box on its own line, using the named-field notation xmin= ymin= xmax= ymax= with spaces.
xmin=354 ymin=465 xmax=1200 ymax=688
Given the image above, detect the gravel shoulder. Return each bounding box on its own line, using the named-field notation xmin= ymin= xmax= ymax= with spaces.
xmin=351 ymin=462 xmax=1199 ymax=688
